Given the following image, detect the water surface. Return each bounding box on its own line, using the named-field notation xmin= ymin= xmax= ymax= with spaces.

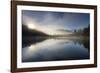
xmin=22 ymin=37 xmax=90 ymax=62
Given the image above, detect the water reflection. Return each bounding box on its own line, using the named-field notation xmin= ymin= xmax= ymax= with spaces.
xmin=22 ymin=37 xmax=90 ymax=62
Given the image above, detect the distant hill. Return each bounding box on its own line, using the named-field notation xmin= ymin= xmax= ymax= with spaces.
xmin=22 ymin=24 xmax=48 ymax=36
xmin=57 ymin=29 xmax=72 ymax=32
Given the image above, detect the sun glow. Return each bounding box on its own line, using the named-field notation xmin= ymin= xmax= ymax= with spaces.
xmin=27 ymin=23 xmax=36 ymax=29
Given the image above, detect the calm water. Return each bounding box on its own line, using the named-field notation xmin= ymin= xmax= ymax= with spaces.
xmin=22 ymin=37 xmax=90 ymax=62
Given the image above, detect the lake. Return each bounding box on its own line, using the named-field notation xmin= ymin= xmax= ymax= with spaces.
xmin=22 ymin=36 xmax=90 ymax=62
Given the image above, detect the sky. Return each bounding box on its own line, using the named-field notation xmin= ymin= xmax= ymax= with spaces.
xmin=22 ymin=10 xmax=90 ymax=35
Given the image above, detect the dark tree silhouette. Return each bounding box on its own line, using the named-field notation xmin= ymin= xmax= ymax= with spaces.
xmin=22 ymin=24 xmax=48 ymax=36
xmin=73 ymin=25 xmax=90 ymax=36
xmin=82 ymin=25 xmax=90 ymax=36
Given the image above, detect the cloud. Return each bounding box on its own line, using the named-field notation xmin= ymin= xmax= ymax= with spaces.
xmin=22 ymin=10 xmax=90 ymax=35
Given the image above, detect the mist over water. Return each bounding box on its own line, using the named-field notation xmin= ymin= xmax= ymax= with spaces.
xmin=22 ymin=37 xmax=90 ymax=62
xmin=22 ymin=10 xmax=90 ymax=62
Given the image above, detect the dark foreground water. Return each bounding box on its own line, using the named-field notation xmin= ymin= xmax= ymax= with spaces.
xmin=22 ymin=37 xmax=90 ymax=62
